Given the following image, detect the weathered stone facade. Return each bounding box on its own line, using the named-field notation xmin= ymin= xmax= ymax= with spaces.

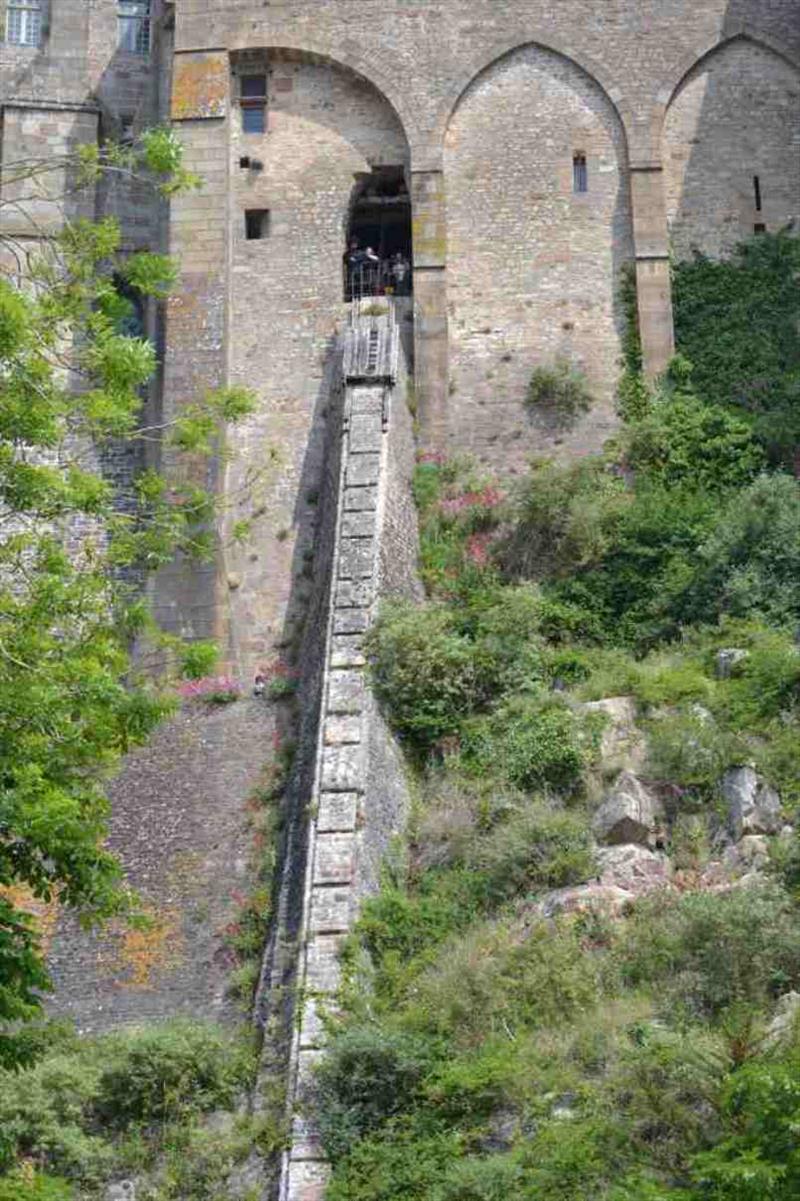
xmin=3 ymin=0 xmax=798 ymax=673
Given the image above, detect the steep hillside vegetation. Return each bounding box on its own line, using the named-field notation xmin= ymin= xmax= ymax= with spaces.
xmin=315 ymin=232 xmax=800 ymax=1201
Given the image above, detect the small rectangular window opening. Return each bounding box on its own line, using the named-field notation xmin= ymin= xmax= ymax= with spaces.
xmin=753 ymin=175 xmax=762 ymax=212
xmin=6 ymin=0 xmax=42 ymax=47
xmin=754 ymin=222 xmax=767 ymax=235
xmin=245 ymin=210 xmax=269 ymax=241
xmin=241 ymin=74 xmax=267 ymax=135
xmin=120 ymin=114 xmax=136 ymax=146
xmin=573 ymin=153 xmax=588 ymax=194
xmin=118 ymin=2 xmax=150 ymax=55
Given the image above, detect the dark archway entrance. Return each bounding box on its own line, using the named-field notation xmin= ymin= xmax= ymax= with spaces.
xmin=345 ymin=166 xmax=412 ymax=299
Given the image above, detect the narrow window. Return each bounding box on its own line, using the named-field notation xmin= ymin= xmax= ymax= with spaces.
xmin=573 ymin=152 xmax=588 ymax=194
xmin=753 ymin=175 xmax=762 ymax=212
xmin=118 ymin=2 xmax=150 ymax=55
xmin=6 ymin=0 xmax=42 ymax=47
xmin=245 ymin=210 xmax=269 ymax=240
xmin=241 ymin=74 xmax=267 ymax=134
xmin=119 ymin=114 xmax=136 ymax=146
xmin=754 ymin=223 xmax=767 ymax=235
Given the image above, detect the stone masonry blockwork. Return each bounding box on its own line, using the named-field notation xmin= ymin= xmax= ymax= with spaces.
xmin=2 ymin=10 xmax=798 ymax=1191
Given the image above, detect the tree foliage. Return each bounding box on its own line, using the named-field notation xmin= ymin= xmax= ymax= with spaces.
xmin=0 ymin=129 xmax=254 ymax=1063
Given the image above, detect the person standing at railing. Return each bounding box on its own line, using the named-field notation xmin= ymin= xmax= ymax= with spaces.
xmin=362 ymin=246 xmax=380 ymax=296
xmin=389 ymin=251 xmax=411 ymax=296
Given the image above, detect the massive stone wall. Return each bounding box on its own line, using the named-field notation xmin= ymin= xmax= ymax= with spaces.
xmin=220 ymin=54 xmax=409 ymax=666
xmin=445 ymin=44 xmax=633 ymax=470
xmin=664 ymin=38 xmax=800 ymax=260
xmin=280 ymin=306 xmax=418 ymax=1201
xmin=168 ymin=0 xmax=800 ymax=461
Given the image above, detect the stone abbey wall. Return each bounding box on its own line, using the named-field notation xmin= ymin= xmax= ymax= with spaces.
xmin=445 ymin=44 xmax=633 ymax=470
xmin=664 ymin=38 xmax=800 ymax=261
xmin=2 ymin=5 xmax=799 ymax=1159
xmin=152 ymin=0 xmax=800 ymax=673
xmin=5 ymin=4 xmax=795 ymax=665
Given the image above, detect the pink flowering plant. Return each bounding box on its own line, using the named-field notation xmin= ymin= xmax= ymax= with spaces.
xmin=413 ymin=454 xmax=506 ymax=596
xmin=176 ymin=675 xmax=242 ymax=705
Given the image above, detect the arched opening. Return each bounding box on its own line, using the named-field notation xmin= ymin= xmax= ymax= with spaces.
xmin=344 ymin=165 xmax=413 ymax=299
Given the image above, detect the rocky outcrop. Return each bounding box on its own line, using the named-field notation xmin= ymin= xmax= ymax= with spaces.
xmin=714 ymin=648 xmax=748 ymax=680
xmin=582 ymin=696 xmax=646 ymax=774
xmin=596 ymin=844 xmax=672 ymax=894
xmin=722 ymin=766 xmax=782 ymax=839
xmin=541 ymin=882 xmax=633 ymax=918
xmin=765 ymin=992 xmax=800 ymax=1047
xmin=722 ymin=834 xmax=770 ymax=875
xmin=593 ymin=771 xmax=664 ymax=846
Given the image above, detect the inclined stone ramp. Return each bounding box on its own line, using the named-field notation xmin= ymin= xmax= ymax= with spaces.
xmin=278 ymin=300 xmax=414 ymax=1201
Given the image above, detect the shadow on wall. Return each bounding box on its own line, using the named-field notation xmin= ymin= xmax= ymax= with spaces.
xmin=663 ymin=18 xmax=800 ymax=261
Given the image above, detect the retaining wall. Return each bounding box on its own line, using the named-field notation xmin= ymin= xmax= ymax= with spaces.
xmin=277 ymin=304 xmax=419 ymax=1201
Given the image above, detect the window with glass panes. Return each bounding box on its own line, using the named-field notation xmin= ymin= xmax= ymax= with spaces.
xmin=118 ymin=1 xmax=150 ymax=55
xmin=240 ymin=75 xmax=267 ymax=134
xmin=6 ymin=0 xmax=42 ymax=47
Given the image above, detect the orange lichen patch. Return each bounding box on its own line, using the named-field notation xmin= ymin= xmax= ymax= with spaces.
xmin=0 ymin=883 xmax=59 ymax=954
xmin=167 ymin=850 xmax=207 ymax=898
xmin=101 ymin=904 xmax=185 ymax=991
xmin=172 ymin=52 xmax=228 ymax=121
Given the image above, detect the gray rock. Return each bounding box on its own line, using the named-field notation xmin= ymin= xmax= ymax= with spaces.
xmin=722 ymin=834 xmax=770 ymax=876
xmin=765 ymin=992 xmax=800 ymax=1047
xmin=581 ymin=696 xmax=645 ymax=774
xmin=596 ymin=843 xmax=672 ymax=894
xmin=593 ymin=772 xmax=663 ymax=846
xmin=722 ymin=766 xmax=782 ymax=839
xmin=541 ymin=882 xmax=633 ymax=918
xmin=106 ymin=1184 xmax=135 ymax=1201
xmin=715 ymin=648 xmax=748 ymax=679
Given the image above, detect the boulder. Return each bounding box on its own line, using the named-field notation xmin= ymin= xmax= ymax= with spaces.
xmin=593 ymin=772 xmax=663 ymax=846
xmin=596 ymin=843 xmax=672 ymax=895
xmin=765 ymin=992 xmax=800 ymax=1047
xmin=582 ymin=696 xmax=645 ymax=774
xmin=715 ymin=648 xmax=748 ymax=680
xmin=722 ymin=834 xmax=770 ymax=876
xmin=106 ymin=1185 xmax=136 ymax=1201
xmin=722 ymin=766 xmax=782 ymax=839
xmin=541 ymin=883 xmax=633 ymax=919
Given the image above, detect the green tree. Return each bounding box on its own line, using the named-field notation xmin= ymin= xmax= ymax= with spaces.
xmin=0 ymin=130 xmax=254 ymax=1064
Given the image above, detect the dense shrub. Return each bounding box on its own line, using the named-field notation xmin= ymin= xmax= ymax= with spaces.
xmin=405 ymin=918 xmax=602 ymax=1045
xmin=464 ymin=804 xmax=594 ymax=897
xmin=326 ymin=1127 xmax=462 ymax=1201
xmin=462 ymin=696 xmax=597 ymax=793
xmin=502 ymin=457 xmax=626 ymax=582
xmin=623 ymin=386 xmax=763 ymax=491
xmin=672 ymin=231 xmax=800 ymax=465
xmin=687 ymin=1051 xmax=800 ymax=1200
xmin=645 ymin=709 xmax=734 ymax=798
xmin=0 ymin=1171 xmax=73 ymax=1201
xmin=94 ymin=1021 xmax=250 ymax=1127
xmin=526 ymin=358 xmax=594 ymax=426
xmin=687 ymin=473 xmax=800 ymax=629
xmin=316 ymin=1027 xmax=438 ymax=1161
xmin=0 ymin=1022 xmax=253 ymax=1184
xmin=367 ymin=603 xmax=487 ymax=746
xmin=619 ymin=886 xmax=800 ymax=1018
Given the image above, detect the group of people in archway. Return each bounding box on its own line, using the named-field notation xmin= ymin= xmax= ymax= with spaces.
xmin=344 ymin=240 xmax=412 ymax=301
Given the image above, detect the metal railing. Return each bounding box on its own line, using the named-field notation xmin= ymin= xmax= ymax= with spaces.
xmin=344 ymin=262 xmax=412 ymax=302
